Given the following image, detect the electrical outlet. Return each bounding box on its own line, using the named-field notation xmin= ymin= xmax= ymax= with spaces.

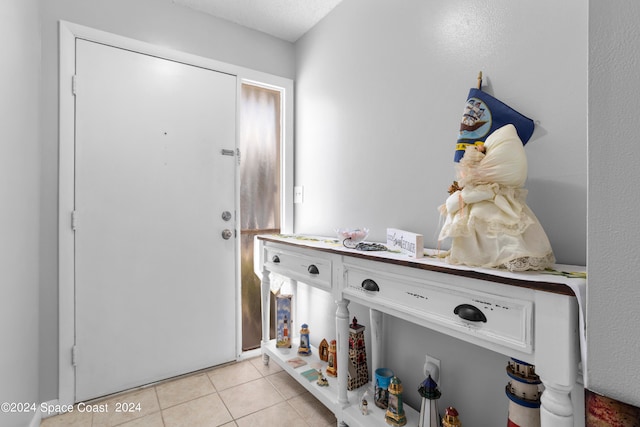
xmin=294 ymin=186 xmax=304 ymax=204
xmin=424 ymin=354 xmax=441 ymax=385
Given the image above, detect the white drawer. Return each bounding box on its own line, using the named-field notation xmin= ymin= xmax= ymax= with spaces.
xmin=343 ymin=263 xmax=533 ymax=354
xmin=264 ymin=245 xmax=333 ymax=290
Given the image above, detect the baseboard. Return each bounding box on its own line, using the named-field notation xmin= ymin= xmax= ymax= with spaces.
xmin=29 ymin=399 xmax=62 ymax=427
xmin=28 ymin=405 xmax=43 ymax=427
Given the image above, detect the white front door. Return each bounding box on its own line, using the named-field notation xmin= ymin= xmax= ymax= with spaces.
xmin=74 ymin=39 xmax=237 ymax=401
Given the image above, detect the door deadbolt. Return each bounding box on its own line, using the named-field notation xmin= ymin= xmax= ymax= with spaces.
xmin=221 ymin=229 xmax=233 ymax=240
xmin=222 ymin=211 xmax=232 ymax=221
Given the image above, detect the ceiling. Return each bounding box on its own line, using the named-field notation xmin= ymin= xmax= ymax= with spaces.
xmin=172 ymin=0 xmax=344 ymax=42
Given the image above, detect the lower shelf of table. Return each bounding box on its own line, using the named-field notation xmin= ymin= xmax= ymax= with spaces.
xmin=262 ymin=338 xmax=420 ymax=427
xmin=341 ymin=400 xmax=420 ymax=427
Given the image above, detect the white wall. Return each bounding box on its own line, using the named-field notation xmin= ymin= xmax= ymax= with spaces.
xmin=295 ymin=0 xmax=587 ymax=266
xmin=0 ymin=1 xmax=41 ymax=426
xmin=294 ymin=0 xmax=588 ymax=423
xmin=588 ymin=1 xmax=640 ymax=408
xmin=38 ymin=0 xmax=296 ymax=402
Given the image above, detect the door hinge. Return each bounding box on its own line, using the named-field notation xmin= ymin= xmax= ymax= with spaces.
xmin=72 ymin=75 xmax=77 ymax=96
xmin=71 ymin=345 xmax=77 ymax=367
xmin=71 ymin=210 xmax=78 ymax=231
xmin=236 ymin=148 xmax=241 ymax=165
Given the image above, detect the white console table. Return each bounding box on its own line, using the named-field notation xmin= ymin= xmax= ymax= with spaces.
xmin=255 ymin=234 xmax=586 ymax=427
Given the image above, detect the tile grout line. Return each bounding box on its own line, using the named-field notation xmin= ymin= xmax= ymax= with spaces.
xmin=42 ymin=357 xmax=333 ymax=427
xmin=152 ymin=386 xmax=166 ymax=427
xmin=222 ymin=360 xmax=295 ymax=425
xmin=203 ymin=366 xmax=236 ymax=426
xmin=209 ymin=360 xmax=265 ymax=425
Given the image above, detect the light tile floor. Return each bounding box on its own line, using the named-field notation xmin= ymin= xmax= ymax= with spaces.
xmin=41 ymin=357 xmax=337 ymax=427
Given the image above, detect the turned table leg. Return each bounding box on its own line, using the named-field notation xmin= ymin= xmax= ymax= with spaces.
xmin=369 ymin=308 xmax=384 ymax=373
xmin=261 ymin=268 xmax=271 ymax=366
xmin=540 ymin=382 xmax=574 ymax=427
xmin=336 ymin=298 xmax=350 ymax=406
xmin=535 ymin=291 xmax=580 ymax=427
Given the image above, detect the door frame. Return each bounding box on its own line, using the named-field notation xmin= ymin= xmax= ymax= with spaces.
xmin=58 ymin=20 xmax=294 ymax=406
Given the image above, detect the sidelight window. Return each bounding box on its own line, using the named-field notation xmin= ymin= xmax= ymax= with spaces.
xmin=239 ymin=83 xmax=282 ymax=350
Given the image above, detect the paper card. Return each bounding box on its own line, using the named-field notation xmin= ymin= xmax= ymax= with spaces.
xmin=287 ymin=357 xmax=308 ymax=369
xmin=301 ymin=368 xmax=321 ymax=381
xmin=386 ymin=228 xmax=424 ymax=258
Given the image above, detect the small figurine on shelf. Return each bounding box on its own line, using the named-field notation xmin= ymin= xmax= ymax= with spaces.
xmin=348 ymin=316 xmax=369 ymax=390
xmin=319 ymin=338 xmax=329 ymax=362
xmin=361 ymin=399 xmax=369 ymax=415
xmin=317 ymin=370 xmax=329 ymax=387
xmin=418 ymin=375 xmax=441 ymax=427
xmin=442 ymin=406 xmax=462 ymax=427
xmin=326 ymin=340 xmax=338 ymax=377
xmin=505 ymin=358 xmax=542 ymax=427
xmin=374 ymin=368 xmax=394 ymax=409
xmin=298 ymin=323 xmax=312 ymax=356
xmin=360 ymin=389 xmax=371 ymax=416
xmin=385 ymin=376 xmax=407 ymax=426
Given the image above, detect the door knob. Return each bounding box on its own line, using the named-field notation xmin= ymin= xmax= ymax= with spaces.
xmin=221 ymin=229 xmax=233 ymax=240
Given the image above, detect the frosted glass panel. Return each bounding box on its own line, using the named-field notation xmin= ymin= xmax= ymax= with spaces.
xmin=240 ymin=85 xmax=281 ymax=230
xmin=240 ymin=84 xmax=281 ymax=350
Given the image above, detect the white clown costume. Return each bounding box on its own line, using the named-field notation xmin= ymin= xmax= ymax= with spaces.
xmin=438 ymin=124 xmax=554 ymax=271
